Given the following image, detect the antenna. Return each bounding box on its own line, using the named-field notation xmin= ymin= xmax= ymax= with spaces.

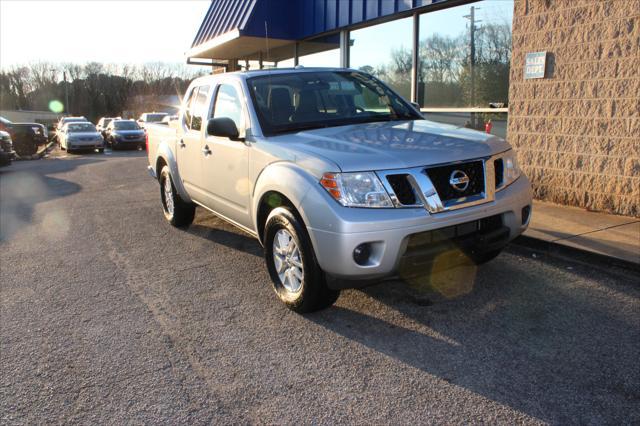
xmin=264 ymin=21 xmax=271 ymax=64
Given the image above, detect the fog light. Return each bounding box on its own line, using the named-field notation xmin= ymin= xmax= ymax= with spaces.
xmin=353 ymin=243 xmax=371 ymax=266
xmin=522 ymin=205 xmax=531 ymax=225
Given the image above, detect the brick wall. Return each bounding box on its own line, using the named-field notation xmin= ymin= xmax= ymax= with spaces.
xmin=508 ymin=0 xmax=639 ymax=217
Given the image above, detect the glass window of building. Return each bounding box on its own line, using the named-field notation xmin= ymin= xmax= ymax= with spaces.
xmin=349 ymin=17 xmax=413 ymax=101
xmin=418 ymin=0 xmax=513 ymax=108
xmin=298 ymin=34 xmax=340 ymax=67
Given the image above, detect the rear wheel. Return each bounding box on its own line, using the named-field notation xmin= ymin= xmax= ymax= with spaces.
xmin=264 ymin=207 xmax=339 ymax=313
xmin=160 ymin=166 xmax=195 ymax=228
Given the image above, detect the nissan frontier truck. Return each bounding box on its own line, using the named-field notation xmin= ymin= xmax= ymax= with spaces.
xmin=146 ymin=68 xmax=532 ymax=312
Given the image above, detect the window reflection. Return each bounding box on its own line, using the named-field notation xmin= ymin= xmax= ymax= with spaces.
xmin=418 ymin=1 xmax=513 ymax=108
xmin=350 ymin=17 xmax=413 ymax=101
xmin=298 ymin=34 xmax=340 ymax=67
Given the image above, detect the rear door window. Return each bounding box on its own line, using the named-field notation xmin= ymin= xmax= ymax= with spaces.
xmin=190 ymin=85 xmax=211 ymax=131
xmin=183 ymin=87 xmax=198 ymax=129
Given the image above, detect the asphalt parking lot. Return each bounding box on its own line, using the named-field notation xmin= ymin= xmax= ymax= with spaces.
xmin=1 ymin=148 xmax=639 ymax=424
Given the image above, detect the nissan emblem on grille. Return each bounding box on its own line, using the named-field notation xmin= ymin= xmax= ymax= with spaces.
xmin=449 ymin=170 xmax=470 ymax=192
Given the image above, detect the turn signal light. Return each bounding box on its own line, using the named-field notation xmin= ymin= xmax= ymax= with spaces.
xmin=320 ymin=172 xmax=341 ymax=200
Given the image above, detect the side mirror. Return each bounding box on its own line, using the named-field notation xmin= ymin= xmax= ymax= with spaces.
xmin=207 ymin=117 xmax=241 ymax=140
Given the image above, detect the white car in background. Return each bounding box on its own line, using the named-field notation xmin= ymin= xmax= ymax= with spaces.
xmin=137 ymin=112 xmax=168 ymax=130
xmin=59 ymin=122 xmax=104 ymax=153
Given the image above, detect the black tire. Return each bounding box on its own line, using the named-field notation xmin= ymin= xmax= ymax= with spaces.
xmin=159 ymin=166 xmax=195 ymax=228
xmin=471 ymin=249 xmax=502 ymax=265
xmin=264 ymin=207 xmax=339 ymax=313
xmin=14 ymin=138 xmax=38 ymax=157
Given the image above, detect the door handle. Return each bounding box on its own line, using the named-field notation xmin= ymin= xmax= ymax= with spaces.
xmin=202 ymin=145 xmax=212 ymax=156
xmin=179 ymin=139 xmax=186 ymax=148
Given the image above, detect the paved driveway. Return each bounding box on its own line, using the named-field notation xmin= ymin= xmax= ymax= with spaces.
xmin=1 ymin=149 xmax=639 ymax=424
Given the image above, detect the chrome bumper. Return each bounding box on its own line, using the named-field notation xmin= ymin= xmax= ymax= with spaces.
xmin=304 ymin=175 xmax=533 ymax=281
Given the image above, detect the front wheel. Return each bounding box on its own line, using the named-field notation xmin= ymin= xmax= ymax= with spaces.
xmin=160 ymin=166 xmax=195 ymax=228
xmin=264 ymin=207 xmax=339 ymax=313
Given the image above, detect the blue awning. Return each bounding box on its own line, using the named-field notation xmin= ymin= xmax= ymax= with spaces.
xmin=187 ymin=0 xmax=465 ymax=61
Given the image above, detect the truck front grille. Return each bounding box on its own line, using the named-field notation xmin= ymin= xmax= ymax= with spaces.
xmin=494 ymin=158 xmax=504 ymax=187
xmin=424 ymin=160 xmax=485 ymax=202
xmin=386 ymin=174 xmax=416 ymax=205
xmin=378 ymin=156 xmax=501 ymax=213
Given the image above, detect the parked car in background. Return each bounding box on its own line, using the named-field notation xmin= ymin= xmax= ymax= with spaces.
xmin=59 ymin=122 xmax=104 ymax=153
xmin=96 ymin=116 xmax=121 ymax=139
xmin=137 ymin=112 xmax=168 ymax=129
xmin=104 ymin=119 xmax=145 ymax=150
xmin=55 ymin=116 xmax=89 ymax=142
xmin=0 ymin=116 xmax=46 ymax=156
xmin=146 ymin=68 xmax=533 ymax=312
xmin=56 ymin=116 xmax=89 ymax=129
xmin=0 ymin=130 xmax=16 ymax=166
xmin=161 ymin=114 xmax=179 ymax=125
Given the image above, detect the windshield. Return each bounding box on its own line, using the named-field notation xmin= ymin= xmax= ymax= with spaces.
xmin=103 ymin=118 xmax=113 ymax=127
xmin=247 ymin=71 xmax=421 ymax=136
xmin=67 ymin=123 xmax=97 ymax=133
xmin=113 ymin=121 xmax=140 ymax=130
xmin=146 ymin=114 xmax=167 ymax=122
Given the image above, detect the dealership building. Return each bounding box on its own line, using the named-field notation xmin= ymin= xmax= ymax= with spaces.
xmin=187 ymin=0 xmax=639 ymax=217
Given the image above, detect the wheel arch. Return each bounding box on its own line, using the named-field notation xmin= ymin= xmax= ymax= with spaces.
xmin=154 ymin=143 xmax=191 ymax=203
xmin=252 ymin=162 xmax=317 ymax=244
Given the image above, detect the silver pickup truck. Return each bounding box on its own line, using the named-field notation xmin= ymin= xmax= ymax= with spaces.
xmin=146 ymin=68 xmax=532 ymax=312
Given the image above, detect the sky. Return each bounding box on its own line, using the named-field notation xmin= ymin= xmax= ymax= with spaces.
xmin=0 ymin=0 xmax=512 ymax=70
xmin=0 ymin=0 xmax=211 ymax=68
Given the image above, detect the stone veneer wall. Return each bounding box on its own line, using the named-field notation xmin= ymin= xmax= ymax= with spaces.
xmin=508 ymin=0 xmax=639 ymax=217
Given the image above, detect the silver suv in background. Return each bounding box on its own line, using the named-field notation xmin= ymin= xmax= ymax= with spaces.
xmin=146 ymin=68 xmax=532 ymax=312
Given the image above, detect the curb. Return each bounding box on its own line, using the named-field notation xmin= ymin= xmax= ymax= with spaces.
xmin=512 ymin=234 xmax=640 ymax=274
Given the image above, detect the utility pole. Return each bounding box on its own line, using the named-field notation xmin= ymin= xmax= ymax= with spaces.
xmin=63 ymin=71 xmax=70 ymax=114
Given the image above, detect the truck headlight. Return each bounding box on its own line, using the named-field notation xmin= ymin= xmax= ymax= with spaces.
xmin=320 ymin=172 xmax=393 ymax=208
xmin=501 ymin=149 xmax=521 ymax=188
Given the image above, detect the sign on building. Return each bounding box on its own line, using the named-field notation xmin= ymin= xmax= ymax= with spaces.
xmin=524 ymin=51 xmax=547 ymax=79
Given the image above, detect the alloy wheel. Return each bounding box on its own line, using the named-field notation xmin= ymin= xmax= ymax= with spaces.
xmin=272 ymin=229 xmax=304 ymax=293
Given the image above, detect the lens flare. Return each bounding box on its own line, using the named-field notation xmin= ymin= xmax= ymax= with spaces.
xmin=49 ymin=100 xmax=64 ymax=113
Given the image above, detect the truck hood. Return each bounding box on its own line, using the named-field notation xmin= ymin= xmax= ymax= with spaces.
xmin=269 ymin=120 xmax=511 ymax=172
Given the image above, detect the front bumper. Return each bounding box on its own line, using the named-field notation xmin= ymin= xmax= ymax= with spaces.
xmin=68 ymin=140 xmax=104 ymax=149
xmin=303 ymin=175 xmax=533 ymax=281
xmin=114 ymin=137 xmax=144 ymax=145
